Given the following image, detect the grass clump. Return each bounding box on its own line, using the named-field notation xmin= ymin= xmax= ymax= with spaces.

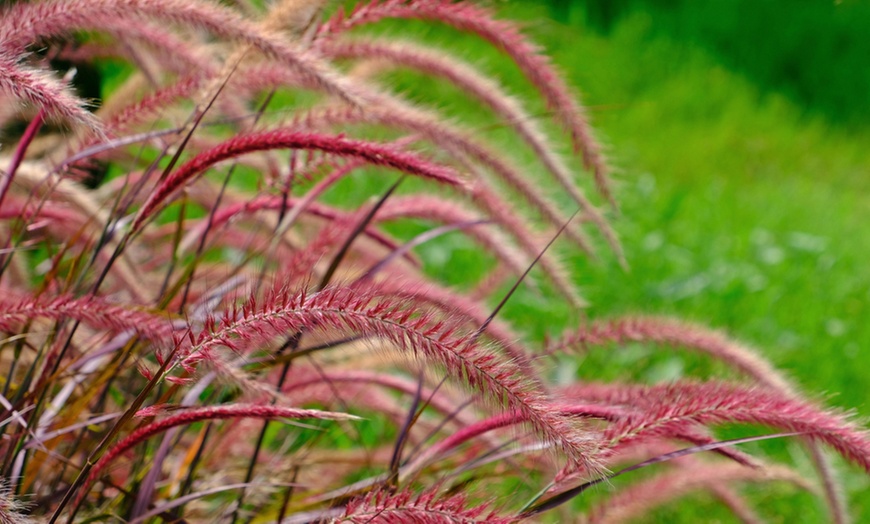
xmin=0 ymin=1 xmax=867 ymax=522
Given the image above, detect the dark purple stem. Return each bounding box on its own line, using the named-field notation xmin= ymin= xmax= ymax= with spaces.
xmin=0 ymin=109 xmax=45 ymax=213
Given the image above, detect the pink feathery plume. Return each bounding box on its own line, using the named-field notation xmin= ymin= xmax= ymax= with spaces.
xmin=133 ymin=130 xmax=468 ymax=231
xmin=0 ymin=294 xmax=180 ymax=341
xmin=72 ymin=404 xmax=357 ymax=513
xmin=598 ymin=381 xmax=870 ymax=473
xmin=0 ymin=52 xmax=98 ymax=129
xmin=341 ymin=488 xmax=513 ymax=524
xmin=553 ymin=316 xmax=793 ymax=393
xmin=176 ymin=284 xmax=598 ymax=466
xmin=0 ymin=0 xmax=362 ymax=104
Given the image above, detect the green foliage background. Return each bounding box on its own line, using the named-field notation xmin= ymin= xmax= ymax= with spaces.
xmin=550 ymin=0 xmax=870 ymax=125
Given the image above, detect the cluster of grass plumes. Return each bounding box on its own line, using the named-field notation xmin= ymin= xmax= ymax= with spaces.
xmin=0 ymin=0 xmax=867 ymax=522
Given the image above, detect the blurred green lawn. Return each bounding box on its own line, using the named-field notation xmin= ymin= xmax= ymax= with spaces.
xmin=345 ymin=1 xmax=870 ymax=521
